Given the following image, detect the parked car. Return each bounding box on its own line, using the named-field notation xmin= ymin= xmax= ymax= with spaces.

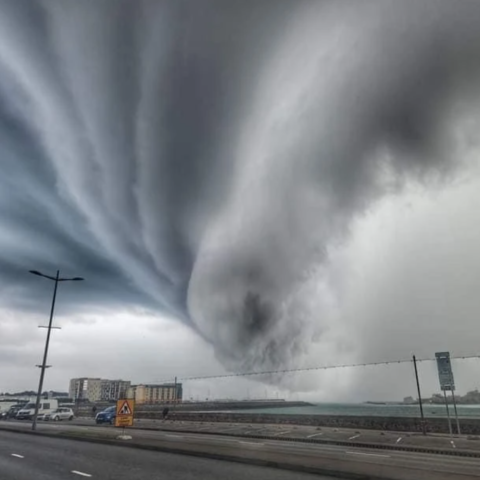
xmin=5 ymin=404 xmax=26 ymax=419
xmin=95 ymin=406 xmax=116 ymax=425
xmin=46 ymin=408 xmax=74 ymax=421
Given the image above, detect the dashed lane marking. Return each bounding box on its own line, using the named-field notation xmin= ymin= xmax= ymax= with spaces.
xmin=164 ymin=434 xmax=184 ymax=439
xmin=349 ymin=434 xmax=361 ymax=440
xmin=451 ymin=441 xmax=456 ymax=449
xmin=239 ymin=441 xmax=264 ymax=446
xmin=11 ymin=454 xmax=24 ymax=458
xmin=71 ymin=471 xmax=92 ymax=477
xmin=273 ymin=430 xmax=291 ymax=436
xmin=396 ymin=437 xmax=402 ymax=444
xmin=307 ymin=433 xmax=323 ymax=438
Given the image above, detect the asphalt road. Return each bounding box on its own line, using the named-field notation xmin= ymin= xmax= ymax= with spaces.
xmin=0 ymin=430 xmax=332 ymax=480
xmin=3 ymin=421 xmax=480 ymax=479
xmin=124 ymin=418 xmax=480 ymax=451
xmin=64 ymin=417 xmax=480 ymax=452
xmin=5 ymin=414 xmax=476 ymax=451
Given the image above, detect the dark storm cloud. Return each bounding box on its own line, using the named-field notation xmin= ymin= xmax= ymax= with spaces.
xmin=0 ymin=87 xmax=153 ymax=313
xmin=1 ymin=0 xmax=480 ymax=376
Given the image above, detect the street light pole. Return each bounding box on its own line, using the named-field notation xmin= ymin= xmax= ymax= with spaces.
xmin=30 ymin=269 xmax=84 ymax=431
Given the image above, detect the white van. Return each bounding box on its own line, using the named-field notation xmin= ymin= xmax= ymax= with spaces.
xmin=16 ymin=399 xmax=58 ymax=420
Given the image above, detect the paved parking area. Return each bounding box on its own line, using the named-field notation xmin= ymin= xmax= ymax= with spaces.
xmin=42 ymin=417 xmax=480 ymax=453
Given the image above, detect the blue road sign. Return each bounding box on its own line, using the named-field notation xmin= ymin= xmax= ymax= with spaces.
xmin=435 ymin=351 xmax=455 ymax=391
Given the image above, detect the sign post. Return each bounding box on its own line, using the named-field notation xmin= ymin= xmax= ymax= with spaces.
xmin=115 ymin=399 xmax=135 ymax=432
xmin=435 ymin=352 xmax=459 ymax=435
xmin=443 ymin=389 xmax=453 ymax=436
xmin=451 ymin=388 xmax=461 ymax=435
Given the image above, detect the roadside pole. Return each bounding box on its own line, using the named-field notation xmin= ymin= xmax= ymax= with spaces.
xmin=32 ymin=270 xmax=59 ymax=431
xmin=436 ymin=352 xmax=456 ymax=437
xmin=173 ymin=377 xmax=177 ymax=417
xmin=451 ymin=389 xmax=461 ymax=435
xmin=174 ymin=377 xmax=177 ymax=405
xmin=29 ymin=269 xmax=84 ymax=431
xmin=412 ymin=355 xmax=426 ymax=435
xmin=443 ymin=390 xmax=453 ymax=436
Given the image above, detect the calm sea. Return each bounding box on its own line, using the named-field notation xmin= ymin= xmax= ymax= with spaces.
xmin=231 ymin=403 xmax=480 ymax=418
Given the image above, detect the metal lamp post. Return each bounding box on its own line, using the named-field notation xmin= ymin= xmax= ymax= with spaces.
xmin=30 ymin=270 xmax=84 ymax=431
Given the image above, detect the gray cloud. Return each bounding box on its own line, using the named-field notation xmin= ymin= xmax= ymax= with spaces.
xmin=1 ymin=0 xmax=480 ymax=382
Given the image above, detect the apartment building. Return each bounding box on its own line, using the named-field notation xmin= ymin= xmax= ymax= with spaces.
xmin=69 ymin=378 xmax=131 ymax=402
xmin=100 ymin=379 xmax=131 ymax=401
xmin=69 ymin=378 xmax=102 ymax=402
xmin=127 ymin=383 xmax=183 ymax=405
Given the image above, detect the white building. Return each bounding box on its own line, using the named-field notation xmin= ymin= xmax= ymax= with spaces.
xmin=69 ymin=378 xmax=102 ymax=402
xmin=69 ymin=378 xmax=131 ymax=402
xmin=100 ymin=379 xmax=131 ymax=401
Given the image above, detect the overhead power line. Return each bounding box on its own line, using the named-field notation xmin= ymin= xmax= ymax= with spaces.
xmin=176 ymin=354 xmax=480 ymax=381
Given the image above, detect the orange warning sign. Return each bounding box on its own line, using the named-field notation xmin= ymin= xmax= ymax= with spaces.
xmin=115 ymin=399 xmax=135 ymax=427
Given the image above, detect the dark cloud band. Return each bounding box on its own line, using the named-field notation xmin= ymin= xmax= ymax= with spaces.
xmin=0 ymin=0 xmax=480 ymax=375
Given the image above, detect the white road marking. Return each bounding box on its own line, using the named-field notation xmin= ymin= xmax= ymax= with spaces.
xmin=239 ymin=441 xmax=264 ymax=446
xmin=307 ymin=433 xmax=323 ymax=438
xmin=451 ymin=441 xmax=456 ymax=449
xmin=71 ymin=471 xmax=92 ymax=477
xmin=396 ymin=437 xmax=402 ymax=444
xmin=349 ymin=434 xmax=360 ymax=440
xmin=164 ymin=434 xmax=184 ymax=439
xmin=11 ymin=454 xmax=24 ymax=458
xmin=346 ymin=451 xmax=390 ymax=458
xmin=273 ymin=430 xmax=291 ymax=436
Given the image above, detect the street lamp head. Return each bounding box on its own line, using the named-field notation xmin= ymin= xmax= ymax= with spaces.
xmin=71 ymin=277 xmax=84 ymax=281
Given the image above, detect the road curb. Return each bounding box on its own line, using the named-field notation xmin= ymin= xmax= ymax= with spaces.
xmin=0 ymin=426 xmax=392 ymax=480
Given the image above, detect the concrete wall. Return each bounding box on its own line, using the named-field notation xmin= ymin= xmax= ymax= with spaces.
xmin=77 ymin=400 xmax=309 ymax=414
xmin=137 ymin=411 xmax=480 ymax=435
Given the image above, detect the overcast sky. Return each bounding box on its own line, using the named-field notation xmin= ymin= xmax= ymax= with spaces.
xmin=1 ymin=0 xmax=480 ymax=402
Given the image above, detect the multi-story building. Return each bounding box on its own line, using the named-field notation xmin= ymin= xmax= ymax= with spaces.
xmin=100 ymin=380 xmax=131 ymax=401
xmin=127 ymin=383 xmax=183 ymax=405
xmin=69 ymin=378 xmax=102 ymax=402
xmin=69 ymin=378 xmax=131 ymax=402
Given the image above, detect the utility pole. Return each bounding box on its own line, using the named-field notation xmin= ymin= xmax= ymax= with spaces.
xmin=412 ymin=355 xmax=426 ymax=435
xmin=30 ymin=270 xmax=84 ymax=431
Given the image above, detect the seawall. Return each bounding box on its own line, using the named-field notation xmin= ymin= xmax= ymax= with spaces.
xmin=136 ymin=411 xmax=480 ymax=435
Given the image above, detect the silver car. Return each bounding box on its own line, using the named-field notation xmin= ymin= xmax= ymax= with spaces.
xmin=47 ymin=408 xmax=74 ymax=421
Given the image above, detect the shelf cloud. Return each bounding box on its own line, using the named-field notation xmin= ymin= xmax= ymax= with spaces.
xmin=1 ymin=0 xmax=480 ymax=379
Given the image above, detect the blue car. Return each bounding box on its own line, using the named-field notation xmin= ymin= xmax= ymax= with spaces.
xmin=95 ymin=406 xmax=116 ymax=424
